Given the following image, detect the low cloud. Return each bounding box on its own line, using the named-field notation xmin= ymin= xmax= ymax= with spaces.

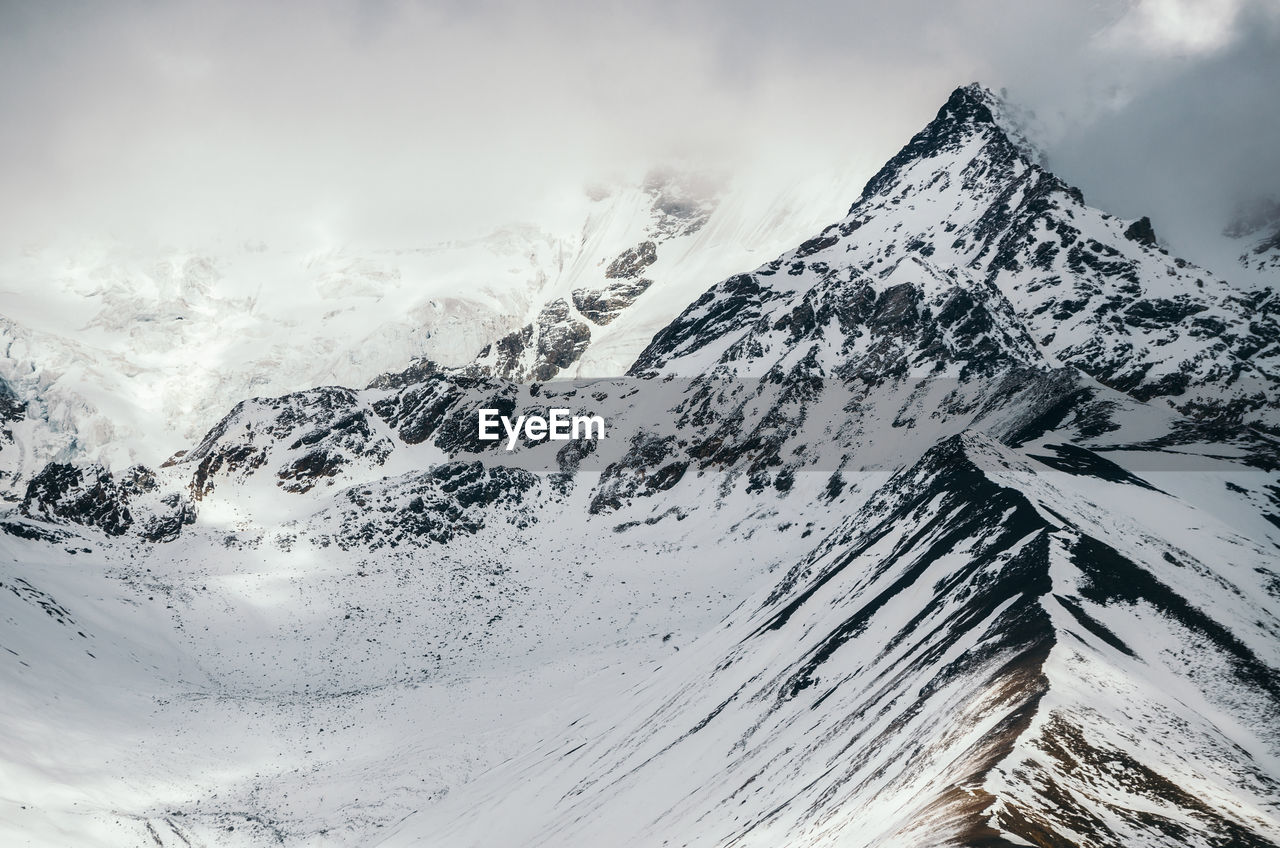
xmin=0 ymin=0 xmax=1275 ymax=267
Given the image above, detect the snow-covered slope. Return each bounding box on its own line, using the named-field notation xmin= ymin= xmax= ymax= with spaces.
xmin=400 ymin=434 xmax=1280 ymax=847
xmin=2 ymin=84 xmax=1278 ymax=848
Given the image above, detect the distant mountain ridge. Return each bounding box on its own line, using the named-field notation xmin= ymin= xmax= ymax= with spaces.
xmin=0 ymin=165 xmax=868 ymax=500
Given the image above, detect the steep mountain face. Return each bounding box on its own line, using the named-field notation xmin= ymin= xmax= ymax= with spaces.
xmin=2 ymin=84 xmax=1278 ymax=848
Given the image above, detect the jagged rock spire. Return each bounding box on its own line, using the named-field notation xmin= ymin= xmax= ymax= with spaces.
xmin=857 ymin=83 xmax=1049 ymax=209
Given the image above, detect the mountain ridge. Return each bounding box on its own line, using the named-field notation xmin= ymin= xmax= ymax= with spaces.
xmin=395 ymin=433 xmax=1280 ymax=847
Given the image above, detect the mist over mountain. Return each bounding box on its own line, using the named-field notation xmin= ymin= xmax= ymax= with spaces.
xmin=2 ymin=0 xmax=1278 ymax=267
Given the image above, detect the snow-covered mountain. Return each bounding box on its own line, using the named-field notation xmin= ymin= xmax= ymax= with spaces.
xmin=2 ymin=84 xmax=1278 ymax=848
xmin=631 ymin=85 xmax=1278 ymax=425
xmin=0 ymin=165 xmax=866 ymax=497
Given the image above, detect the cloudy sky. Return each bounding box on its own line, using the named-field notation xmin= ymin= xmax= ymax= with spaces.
xmin=2 ymin=0 xmax=1277 ymax=269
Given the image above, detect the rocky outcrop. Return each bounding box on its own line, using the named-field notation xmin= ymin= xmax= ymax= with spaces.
xmin=0 ymin=380 xmax=22 ymax=428
xmin=138 ymin=492 xmax=198 ymax=542
xmin=180 ymin=387 xmax=394 ymax=499
xmin=1123 ymin=216 xmax=1158 ymax=247
xmin=313 ymin=461 xmax=542 ymax=550
xmin=571 ymin=279 xmax=653 ymax=326
xmin=18 ymin=461 xmax=198 ymax=542
xmin=605 ymin=241 xmax=658 ymax=280
xmin=471 ymin=298 xmax=592 ymax=382
xmin=21 ymin=463 xmax=138 ymax=537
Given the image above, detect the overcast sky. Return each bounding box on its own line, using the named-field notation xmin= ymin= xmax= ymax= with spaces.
xmin=1 ymin=0 xmax=1277 ymax=268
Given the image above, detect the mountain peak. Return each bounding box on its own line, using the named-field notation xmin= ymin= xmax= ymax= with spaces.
xmin=951 ymin=83 xmax=1047 ymax=161
xmin=857 ymin=83 xmax=1047 ymax=207
xmin=945 ymin=81 xmax=1003 ymax=125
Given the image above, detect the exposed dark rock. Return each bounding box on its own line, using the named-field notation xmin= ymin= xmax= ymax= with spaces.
xmin=319 ymin=462 xmax=539 ymax=549
xmin=630 ymin=274 xmax=774 ymax=374
xmin=0 ymin=379 xmax=25 ymax=495
xmin=573 ymin=279 xmax=654 ymax=326
xmin=120 ymin=465 xmax=158 ymax=495
xmin=192 ymin=442 xmax=267 ymax=500
xmin=1122 ymin=297 xmax=1207 ymax=329
xmin=1027 ymin=444 xmax=1161 ymax=490
xmin=1123 ymin=216 xmax=1158 ymax=247
xmin=795 ymin=234 xmax=839 ymax=258
xmin=589 ymin=433 xmax=686 ymax=514
xmin=473 ymin=299 xmax=592 ymax=382
xmin=0 ymin=380 xmax=24 ymax=426
xmin=139 ymin=493 xmax=198 ymax=543
xmin=605 ymin=241 xmax=658 ymax=280
xmin=367 ymin=358 xmax=440 ymax=391
xmin=21 ymin=463 xmax=134 ymax=536
xmin=184 ymin=388 xmax=392 ymax=498
xmin=278 ymin=410 xmax=390 ymax=493
xmin=375 ymin=373 xmax=475 ymax=446
xmin=0 ymin=519 xmax=70 ymax=542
